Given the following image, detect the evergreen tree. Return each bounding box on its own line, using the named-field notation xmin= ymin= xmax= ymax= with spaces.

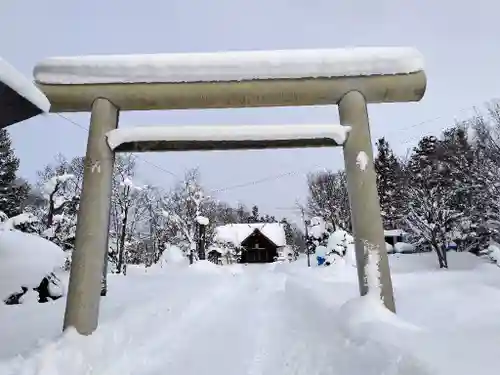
xmin=408 ymin=135 xmax=440 ymax=185
xmin=280 ymin=218 xmax=294 ymax=246
xmin=471 ymin=118 xmax=500 ymax=243
xmin=404 ymin=129 xmax=484 ymax=268
xmin=249 ymin=205 xmax=260 ymax=223
xmin=235 ymin=203 xmax=250 ymax=223
xmin=260 ymin=214 xmax=277 ymax=223
xmin=0 ymin=129 xmax=28 ymax=217
xmin=405 ymin=135 xmax=450 ymax=267
xmin=374 ymin=137 xmax=406 ymax=229
xmin=441 ymin=125 xmax=492 ymax=252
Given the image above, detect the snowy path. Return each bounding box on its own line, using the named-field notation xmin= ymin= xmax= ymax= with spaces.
xmin=6 ymin=257 xmax=497 ymax=375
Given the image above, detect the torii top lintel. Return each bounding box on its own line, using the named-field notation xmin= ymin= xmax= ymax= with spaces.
xmin=32 ymin=47 xmax=426 ymax=113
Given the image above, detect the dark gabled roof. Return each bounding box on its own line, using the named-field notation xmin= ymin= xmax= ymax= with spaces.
xmin=1 ymin=58 xmax=50 ymax=128
xmin=240 ymin=227 xmax=280 ymax=249
xmin=214 ymin=223 xmax=286 ymax=247
xmin=0 ymin=81 xmax=45 ymax=128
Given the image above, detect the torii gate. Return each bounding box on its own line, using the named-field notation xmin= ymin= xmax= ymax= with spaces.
xmin=1 ymin=47 xmax=426 ymax=336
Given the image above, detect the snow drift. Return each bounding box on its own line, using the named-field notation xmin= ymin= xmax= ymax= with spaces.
xmin=0 ymin=230 xmax=65 ymax=300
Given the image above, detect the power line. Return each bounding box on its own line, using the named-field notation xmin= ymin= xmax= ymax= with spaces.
xmin=51 ymin=99 xmax=495 ymax=194
xmin=209 ymin=166 xmax=317 ymax=193
xmin=53 ymin=112 xmax=322 ymax=193
xmin=373 ymin=103 xmax=476 ymax=138
xmin=211 ymin=102 xmax=499 ymax=192
xmin=54 ymin=113 xmax=178 ymax=178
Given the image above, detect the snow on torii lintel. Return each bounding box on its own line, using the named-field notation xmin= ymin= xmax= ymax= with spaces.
xmin=106 ymin=124 xmax=351 ymax=151
xmin=0 ymin=58 xmax=51 ymax=112
xmin=33 ymin=47 xmax=424 ymax=85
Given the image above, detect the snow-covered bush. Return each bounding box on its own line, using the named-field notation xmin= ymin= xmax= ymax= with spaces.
xmin=486 ymin=241 xmax=500 ymax=267
xmin=155 ymin=244 xmax=188 ymax=268
xmin=23 ymin=172 xmax=80 ymax=273
xmin=0 ymin=210 xmax=8 ymax=222
xmin=307 ymin=218 xmax=358 ymax=265
xmin=161 ymin=169 xmax=213 ymax=258
xmin=0 ymin=212 xmax=40 ymax=233
xmin=306 ymin=217 xmax=332 ymax=257
xmin=393 ymin=242 xmax=416 ymax=254
xmin=0 ymin=230 xmax=65 ymax=305
xmin=207 ymin=240 xmax=240 ymax=265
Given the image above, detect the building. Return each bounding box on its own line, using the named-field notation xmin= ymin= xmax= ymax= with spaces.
xmin=0 ymin=58 xmax=50 ymax=128
xmin=384 ymin=229 xmax=408 ymax=246
xmin=214 ymin=223 xmax=287 ymax=263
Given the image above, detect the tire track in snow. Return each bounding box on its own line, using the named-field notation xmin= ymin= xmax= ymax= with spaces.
xmin=148 ymin=268 xmax=289 ymax=375
xmin=111 ymin=272 xmax=250 ymax=375
xmin=244 ymin=271 xmax=288 ymax=375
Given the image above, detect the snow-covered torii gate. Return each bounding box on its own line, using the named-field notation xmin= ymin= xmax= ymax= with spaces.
xmin=31 ymin=47 xmax=426 ymax=336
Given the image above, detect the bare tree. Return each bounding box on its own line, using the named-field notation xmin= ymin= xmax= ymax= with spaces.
xmin=306 ymin=170 xmax=351 ymax=231
xmin=161 ymin=168 xmax=213 ymax=260
xmin=109 ymin=154 xmax=146 ymax=274
xmin=30 ymin=155 xmax=85 ymax=252
xmin=131 ymin=185 xmax=165 ymax=265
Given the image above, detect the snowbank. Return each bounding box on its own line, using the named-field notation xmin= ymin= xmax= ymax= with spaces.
xmin=0 ymin=58 xmax=50 ymax=112
xmin=339 ymin=294 xmax=422 ymax=341
xmin=0 ymin=230 xmax=65 ymax=300
xmin=157 ymin=245 xmax=187 ymax=268
xmin=0 ymin=213 xmax=39 ymax=231
xmin=393 ymin=241 xmax=416 ymax=253
xmin=487 ymin=241 xmax=500 ymax=265
xmin=337 ymin=295 xmax=432 ymax=374
xmin=294 ymin=251 xmax=500 ymax=374
xmin=0 ymin=251 xmax=499 ymax=374
xmin=189 ymin=260 xmax=244 ymax=276
xmin=34 ymin=47 xmax=425 ymax=85
xmin=189 ymin=260 xmax=223 ymax=274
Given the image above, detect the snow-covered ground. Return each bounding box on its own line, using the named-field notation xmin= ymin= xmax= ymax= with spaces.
xmin=1 ymin=252 xmax=499 ymax=375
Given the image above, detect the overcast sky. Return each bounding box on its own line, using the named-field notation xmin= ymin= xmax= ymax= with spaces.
xmin=2 ymin=0 xmax=499 ymax=222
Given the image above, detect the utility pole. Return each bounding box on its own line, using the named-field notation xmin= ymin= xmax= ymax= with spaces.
xmin=189 ymin=248 xmax=194 ymax=264
xmin=297 ymin=204 xmax=311 ymax=268
xmin=198 ymin=222 xmax=206 ymax=260
xmin=304 ymin=220 xmax=311 ymax=267
xmin=274 ymin=203 xmax=312 ymax=267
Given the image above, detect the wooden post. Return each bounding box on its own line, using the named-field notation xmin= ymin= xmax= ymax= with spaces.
xmin=304 ymin=219 xmax=311 ymax=268
xmin=198 ymin=223 xmax=206 ymax=260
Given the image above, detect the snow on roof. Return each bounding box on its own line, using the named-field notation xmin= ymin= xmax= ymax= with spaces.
xmin=106 ymin=124 xmax=350 ymax=150
xmin=196 ymin=216 xmax=210 ymax=226
xmin=0 ymin=58 xmax=50 ymax=112
xmin=33 ymin=47 xmax=424 ymax=85
xmin=384 ymin=229 xmax=406 ymax=237
xmin=0 ymin=213 xmax=39 ymax=231
xmin=0 ymin=230 xmax=65 ymax=299
xmin=215 ymin=223 xmax=286 ymax=248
